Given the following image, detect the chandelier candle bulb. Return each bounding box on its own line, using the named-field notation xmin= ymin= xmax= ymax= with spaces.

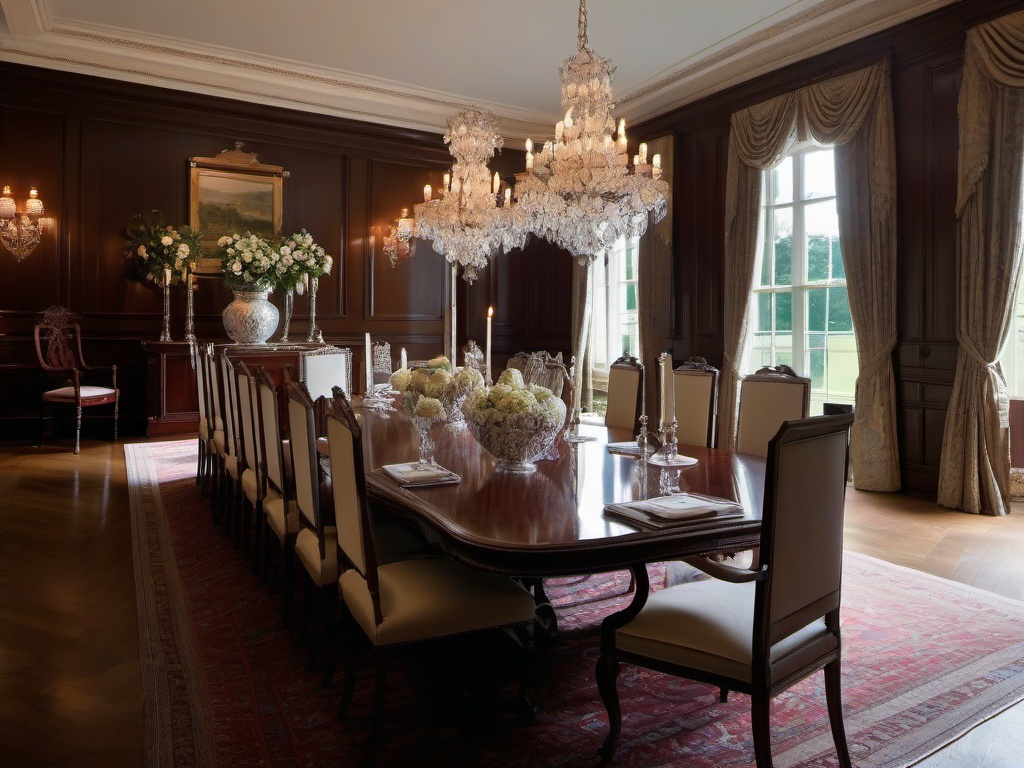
xmin=525 ymin=138 xmax=533 ymax=153
xmin=423 ymin=184 xmax=432 ymax=202
xmin=443 ymin=172 xmax=451 ymax=192
xmin=504 ymin=188 xmax=511 ymax=206
xmin=639 ymin=143 xmax=648 ymax=164
xmin=26 ymin=189 xmax=43 ymax=216
xmin=526 ymin=152 xmax=534 ymax=170
xmin=556 ymin=121 xmax=565 ymax=142
xmin=400 ymin=347 xmax=407 ymax=370
xmin=493 ymin=172 xmax=501 ymax=195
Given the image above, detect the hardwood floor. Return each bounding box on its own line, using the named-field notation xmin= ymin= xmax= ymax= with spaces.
xmin=1 ymin=437 xmax=1023 ymax=765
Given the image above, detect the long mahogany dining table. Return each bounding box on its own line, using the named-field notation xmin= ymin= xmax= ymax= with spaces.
xmin=355 ymin=402 xmax=766 ymax=580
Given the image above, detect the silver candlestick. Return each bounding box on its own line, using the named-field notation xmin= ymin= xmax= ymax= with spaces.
xmin=306 ymin=276 xmax=324 ymax=343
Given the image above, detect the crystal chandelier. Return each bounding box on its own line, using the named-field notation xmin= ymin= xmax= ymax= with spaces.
xmin=0 ymin=185 xmax=48 ymax=261
xmin=413 ymin=109 xmax=525 ymax=283
xmin=515 ymin=0 xmax=667 ymax=264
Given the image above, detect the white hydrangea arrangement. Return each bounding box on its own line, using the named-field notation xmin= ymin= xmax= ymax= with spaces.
xmin=218 ymin=232 xmax=282 ymax=291
xmin=124 ymin=210 xmax=201 ymax=286
xmin=277 ymin=229 xmax=333 ymax=293
xmin=390 ymin=356 xmax=485 ymax=430
xmin=462 ymin=367 xmax=567 ymax=471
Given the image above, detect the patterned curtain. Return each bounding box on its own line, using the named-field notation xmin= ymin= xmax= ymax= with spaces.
xmin=718 ymin=59 xmax=901 ymax=493
xmin=937 ymin=13 xmax=1024 ymax=514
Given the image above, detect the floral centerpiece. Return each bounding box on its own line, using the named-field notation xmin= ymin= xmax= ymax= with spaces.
xmin=389 ymin=357 xmax=452 ymax=468
xmin=124 ymin=210 xmax=201 ymax=286
xmin=463 ymin=367 xmax=567 ymax=473
xmin=276 ymin=229 xmax=333 ymax=293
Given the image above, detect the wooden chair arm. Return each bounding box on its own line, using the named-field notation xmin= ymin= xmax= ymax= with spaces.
xmin=682 ymin=556 xmax=766 ymax=583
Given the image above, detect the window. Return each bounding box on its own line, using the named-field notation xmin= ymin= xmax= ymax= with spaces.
xmin=591 ymin=234 xmax=640 ymax=388
xmin=1000 ymin=273 xmax=1024 ymax=398
xmin=747 ymin=145 xmax=858 ymax=414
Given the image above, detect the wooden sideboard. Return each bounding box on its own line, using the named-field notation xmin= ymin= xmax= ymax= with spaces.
xmin=144 ymin=341 xmax=200 ymax=436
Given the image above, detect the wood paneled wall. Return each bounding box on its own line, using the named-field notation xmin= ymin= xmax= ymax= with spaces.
xmin=634 ymin=0 xmax=1024 ymax=495
xmin=0 ymin=62 xmax=569 ymax=438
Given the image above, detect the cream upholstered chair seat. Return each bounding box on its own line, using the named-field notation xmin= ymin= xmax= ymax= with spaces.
xmin=616 ymin=579 xmax=831 ymax=682
xmin=339 ymin=557 xmax=537 ymax=647
xmin=265 ymin=491 xmax=299 ymax=543
xmin=43 ymin=384 xmax=117 ymax=401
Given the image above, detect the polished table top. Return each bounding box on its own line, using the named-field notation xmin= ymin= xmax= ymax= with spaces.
xmin=357 ymin=404 xmax=766 ymax=578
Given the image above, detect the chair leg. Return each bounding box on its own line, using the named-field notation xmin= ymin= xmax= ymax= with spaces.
xmin=751 ymin=690 xmax=775 ymax=768
xmin=719 ymin=686 xmax=729 ymax=703
xmin=74 ymin=404 xmax=82 ymax=455
xmin=321 ymin=584 xmax=339 ymax=688
xmin=337 ymin=603 xmax=359 ymax=719
xmin=596 ymin=652 xmax=621 ymax=764
xmin=281 ymin=537 xmax=296 ymax=628
xmin=370 ymin=649 xmax=388 ymax=746
xmin=824 ymin=660 xmax=853 ymax=768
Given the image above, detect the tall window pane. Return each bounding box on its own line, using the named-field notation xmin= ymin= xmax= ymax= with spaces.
xmin=747 ymin=145 xmax=859 ymax=414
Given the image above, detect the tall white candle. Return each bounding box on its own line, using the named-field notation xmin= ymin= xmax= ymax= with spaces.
xmin=400 ymin=347 xmax=407 ymax=370
xmin=666 ymin=354 xmax=676 ymax=427
xmin=364 ymin=332 xmax=373 ymax=394
xmin=486 ymin=307 xmax=493 ymax=385
xmin=659 ymin=354 xmax=666 ymax=429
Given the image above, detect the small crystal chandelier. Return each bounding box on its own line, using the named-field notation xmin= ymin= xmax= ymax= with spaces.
xmin=515 ymin=0 xmax=667 ymax=264
xmin=413 ymin=109 xmax=525 ymax=283
xmin=0 ymin=185 xmax=48 ymax=261
xmin=383 ymin=208 xmax=415 ymax=267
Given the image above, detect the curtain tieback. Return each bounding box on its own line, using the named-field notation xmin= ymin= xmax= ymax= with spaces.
xmin=858 ymin=332 xmax=897 ymax=379
xmin=957 ymin=332 xmax=996 ymax=370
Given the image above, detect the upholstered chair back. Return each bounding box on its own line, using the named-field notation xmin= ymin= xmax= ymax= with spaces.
xmin=326 ymin=396 xmax=371 ymax=577
xmin=758 ymin=414 xmax=852 ymax=648
xmin=204 ymin=345 xmax=223 ymax=433
xmin=605 ymin=356 xmax=643 ymax=431
xmin=300 ymin=346 xmax=353 ymax=399
xmin=736 ymin=366 xmax=810 ymax=457
xmin=255 ymin=369 xmax=286 ymax=497
xmin=287 ymin=383 xmax=319 ymax=536
xmin=219 ymin=354 xmax=240 ymax=460
xmin=236 ymin=363 xmax=260 ymax=476
xmin=673 ymin=358 xmax=720 ymax=448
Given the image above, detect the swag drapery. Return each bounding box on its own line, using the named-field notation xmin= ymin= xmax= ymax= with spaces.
xmin=937 ymin=13 xmax=1024 ymax=515
xmin=718 ymin=58 xmax=900 ymax=492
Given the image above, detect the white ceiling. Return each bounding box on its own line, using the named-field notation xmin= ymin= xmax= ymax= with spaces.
xmin=0 ymin=0 xmax=955 ymax=141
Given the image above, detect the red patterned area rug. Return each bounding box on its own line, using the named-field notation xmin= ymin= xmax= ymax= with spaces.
xmin=125 ymin=439 xmax=1024 ymax=768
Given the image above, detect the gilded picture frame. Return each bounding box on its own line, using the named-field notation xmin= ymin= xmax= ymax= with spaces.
xmin=189 ymin=144 xmax=286 ymax=275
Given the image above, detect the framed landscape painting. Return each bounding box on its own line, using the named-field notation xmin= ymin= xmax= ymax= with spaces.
xmin=189 ymin=153 xmax=284 ymax=274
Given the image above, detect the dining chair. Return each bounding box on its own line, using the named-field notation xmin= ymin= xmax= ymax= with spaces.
xmin=325 ymin=393 xmax=538 ymax=743
xmin=287 ymin=381 xmax=342 ymax=663
xmin=300 ymin=345 xmax=353 ymax=399
xmin=597 ymin=412 xmax=855 ymax=767
xmin=235 ymin=362 xmax=265 ymax=561
xmin=218 ymin=352 xmax=244 ymax=538
xmin=255 ymin=368 xmax=299 ymax=622
xmin=736 ymin=365 xmax=810 ymax=457
xmin=508 ymin=350 xmax=565 ymax=397
xmin=604 ymin=355 xmax=644 ymax=432
xmin=33 ymin=306 xmax=119 ymax=455
xmin=205 ymin=344 xmax=227 ymax=519
xmin=673 ymin=356 xmax=719 ymax=448
xmin=192 ymin=342 xmax=214 ymax=494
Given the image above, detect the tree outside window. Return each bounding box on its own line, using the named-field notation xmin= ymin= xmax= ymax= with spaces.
xmin=748 ymin=146 xmax=858 ymax=414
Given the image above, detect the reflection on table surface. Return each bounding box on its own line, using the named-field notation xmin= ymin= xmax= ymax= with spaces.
xmin=352 ymin=402 xmax=766 ymax=577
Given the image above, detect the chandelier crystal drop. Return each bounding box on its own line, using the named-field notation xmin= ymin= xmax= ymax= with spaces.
xmin=515 ymin=0 xmax=667 ymax=264
xmin=413 ymin=109 xmax=526 ymax=283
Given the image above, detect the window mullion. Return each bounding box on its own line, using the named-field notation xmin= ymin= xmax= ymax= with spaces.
xmin=792 ymin=153 xmax=807 ymax=377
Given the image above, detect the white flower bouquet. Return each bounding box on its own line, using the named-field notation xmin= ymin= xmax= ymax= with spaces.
xmin=218 ymin=232 xmax=282 ymax=292
xmin=277 ymin=229 xmax=333 ymax=293
xmin=462 ymin=367 xmax=567 ymax=472
xmin=391 ymin=356 xmax=484 ymax=430
xmin=390 ymin=359 xmax=452 ymax=468
xmin=124 ymin=210 xmax=201 ymax=286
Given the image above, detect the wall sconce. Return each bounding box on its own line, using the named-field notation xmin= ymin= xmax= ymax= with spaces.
xmin=382 ymin=208 xmax=415 ymax=267
xmin=0 ymin=185 xmax=49 ymax=261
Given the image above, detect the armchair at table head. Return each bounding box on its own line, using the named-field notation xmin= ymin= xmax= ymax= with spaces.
xmin=597 ymin=413 xmax=856 ymax=767
xmin=33 ymin=306 xmax=119 ymax=455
